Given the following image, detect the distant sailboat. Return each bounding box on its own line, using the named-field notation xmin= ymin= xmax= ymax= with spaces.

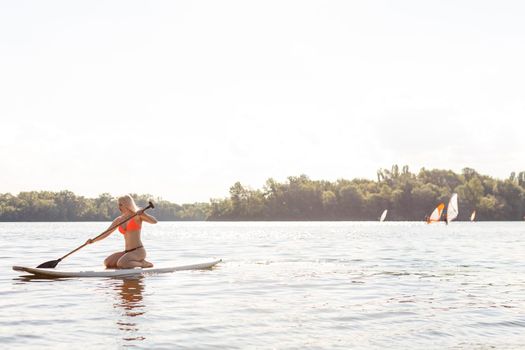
xmin=470 ymin=210 xmax=476 ymax=222
xmin=427 ymin=203 xmax=445 ymax=224
xmin=379 ymin=209 xmax=388 ymax=222
xmin=446 ymin=193 xmax=459 ymax=224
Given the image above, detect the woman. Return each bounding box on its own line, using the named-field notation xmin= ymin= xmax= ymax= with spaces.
xmin=87 ymin=195 xmax=157 ymax=269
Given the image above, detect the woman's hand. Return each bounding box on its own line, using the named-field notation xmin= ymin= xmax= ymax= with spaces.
xmin=136 ymin=209 xmax=145 ymax=217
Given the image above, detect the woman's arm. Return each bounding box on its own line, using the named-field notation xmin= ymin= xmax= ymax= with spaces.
xmin=87 ymin=217 xmax=121 ymax=244
xmin=138 ymin=211 xmax=158 ymax=224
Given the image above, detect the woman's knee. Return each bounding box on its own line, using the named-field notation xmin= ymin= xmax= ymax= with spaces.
xmin=105 ymin=252 xmax=123 ymax=268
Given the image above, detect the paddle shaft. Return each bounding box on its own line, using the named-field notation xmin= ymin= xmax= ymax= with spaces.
xmin=58 ymin=202 xmax=154 ymax=261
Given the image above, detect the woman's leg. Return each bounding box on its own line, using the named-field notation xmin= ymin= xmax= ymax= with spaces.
xmin=104 ymin=252 xmax=125 ymax=268
xmin=116 ymin=248 xmax=153 ymax=269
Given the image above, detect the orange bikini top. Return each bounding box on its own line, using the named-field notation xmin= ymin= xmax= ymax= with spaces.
xmin=118 ymin=217 xmax=142 ymax=234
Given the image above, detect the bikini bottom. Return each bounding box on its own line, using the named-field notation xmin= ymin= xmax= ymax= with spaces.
xmin=123 ymin=245 xmax=144 ymax=254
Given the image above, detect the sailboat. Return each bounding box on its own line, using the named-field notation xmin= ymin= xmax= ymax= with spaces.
xmin=446 ymin=193 xmax=459 ymax=224
xmin=470 ymin=210 xmax=476 ymax=222
xmin=379 ymin=209 xmax=388 ymax=222
xmin=427 ymin=203 xmax=445 ymax=224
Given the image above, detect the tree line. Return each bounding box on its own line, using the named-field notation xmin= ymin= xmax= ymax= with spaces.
xmin=0 ymin=192 xmax=208 ymax=221
xmin=1 ymin=166 xmax=525 ymax=221
xmin=208 ymin=166 xmax=525 ymax=221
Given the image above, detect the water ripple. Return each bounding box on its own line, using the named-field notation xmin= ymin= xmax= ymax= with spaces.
xmin=2 ymin=221 xmax=525 ymax=349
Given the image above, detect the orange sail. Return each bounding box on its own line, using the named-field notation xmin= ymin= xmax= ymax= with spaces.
xmin=427 ymin=203 xmax=445 ymax=224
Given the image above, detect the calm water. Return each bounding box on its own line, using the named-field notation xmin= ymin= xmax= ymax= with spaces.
xmin=1 ymin=221 xmax=524 ymax=349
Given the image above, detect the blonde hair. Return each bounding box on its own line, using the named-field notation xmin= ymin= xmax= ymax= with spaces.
xmin=118 ymin=194 xmax=139 ymax=213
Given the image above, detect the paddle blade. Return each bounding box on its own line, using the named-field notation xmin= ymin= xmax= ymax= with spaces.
xmin=36 ymin=259 xmax=61 ymax=268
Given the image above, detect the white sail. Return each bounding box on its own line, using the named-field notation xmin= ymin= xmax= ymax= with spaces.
xmin=470 ymin=210 xmax=476 ymax=222
xmin=428 ymin=203 xmax=444 ymax=223
xmin=380 ymin=209 xmax=388 ymax=222
xmin=446 ymin=193 xmax=459 ymax=224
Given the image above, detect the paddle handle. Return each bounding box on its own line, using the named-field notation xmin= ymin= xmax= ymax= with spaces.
xmin=59 ymin=201 xmax=155 ymax=261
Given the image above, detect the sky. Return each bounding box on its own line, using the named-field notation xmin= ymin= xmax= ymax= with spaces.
xmin=1 ymin=1 xmax=524 ymax=203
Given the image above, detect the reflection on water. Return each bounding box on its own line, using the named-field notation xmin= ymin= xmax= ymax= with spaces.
xmin=11 ymin=275 xmax=149 ymax=345
xmin=112 ymin=277 xmax=146 ymax=344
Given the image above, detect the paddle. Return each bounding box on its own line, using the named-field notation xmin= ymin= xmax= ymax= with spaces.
xmin=37 ymin=201 xmax=155 ymax=268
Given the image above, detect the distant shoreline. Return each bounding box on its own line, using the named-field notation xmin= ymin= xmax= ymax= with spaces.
xmin=0 ymin=220 xmax=522 ymax=222
xmin=2 ymin=166 xmax=525 ymax=221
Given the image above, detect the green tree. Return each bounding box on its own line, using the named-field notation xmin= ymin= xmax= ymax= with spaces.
xmin=339 ymin=185 xmax=364 ymax=219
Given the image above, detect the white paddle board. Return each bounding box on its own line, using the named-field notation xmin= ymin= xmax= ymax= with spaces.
xmin=13 ymin=259 xmax=221 ymax=278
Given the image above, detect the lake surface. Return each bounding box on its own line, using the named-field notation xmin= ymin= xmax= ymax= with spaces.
xmin=1 ymin=221 xmax=524 ymax=349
